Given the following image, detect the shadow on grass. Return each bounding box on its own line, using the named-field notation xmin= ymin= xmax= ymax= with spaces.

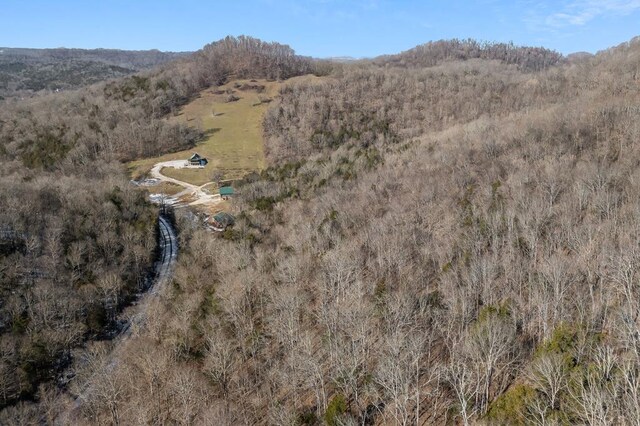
xmin=195 ymin=128 xmax=221 ymax=144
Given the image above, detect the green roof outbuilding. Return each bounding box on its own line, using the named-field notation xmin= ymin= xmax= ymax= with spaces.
xmin=219 ymin=187 xmax=234 ymax=196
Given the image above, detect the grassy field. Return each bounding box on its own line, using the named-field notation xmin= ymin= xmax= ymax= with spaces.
xmin=129 ymin=79 xmax=280 ymax=185
xmin=129 ymin=75 xmax=326 ymax=188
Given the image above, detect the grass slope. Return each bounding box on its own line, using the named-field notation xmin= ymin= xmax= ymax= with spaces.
xmin=129 ymin=79 xmax=280 ymax=186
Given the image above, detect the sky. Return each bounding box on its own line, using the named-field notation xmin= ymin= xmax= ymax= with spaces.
xmin=1 ymin=0 xmax=639 ymax=57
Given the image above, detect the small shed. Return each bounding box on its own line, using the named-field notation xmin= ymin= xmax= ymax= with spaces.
xmin=189 ymin=153 xmax=208 ymax=167
xmin=219 ymin=186 xmax=234 ymax=199
xmin=209 ymin=212 xmax=235 ymax=232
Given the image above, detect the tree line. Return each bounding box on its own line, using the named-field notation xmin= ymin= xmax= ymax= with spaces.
xmin=374 ymin=39 xmax=564 ymax=72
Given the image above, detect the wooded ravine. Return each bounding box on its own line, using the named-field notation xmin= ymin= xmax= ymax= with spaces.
xmin=1 ymin=35 xmax=640 ymax=425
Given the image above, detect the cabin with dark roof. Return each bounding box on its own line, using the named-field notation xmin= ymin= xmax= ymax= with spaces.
xmin=189 ymin=153 xmax=208 ymax=167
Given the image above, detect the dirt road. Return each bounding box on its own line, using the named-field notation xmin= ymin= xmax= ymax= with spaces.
xmin=58 ymin=215 xmax=178 ymax=424
xmin=150 ymin=160 xmax=221 ymax=207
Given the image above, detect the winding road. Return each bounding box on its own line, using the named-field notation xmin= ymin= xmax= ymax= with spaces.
xmin=153 ymin=214 xmax=178 ymax=293
xmin=58 ymin=214 xmax=178 ymax=423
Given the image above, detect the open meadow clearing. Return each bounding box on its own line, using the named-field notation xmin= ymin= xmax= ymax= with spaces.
xmin=129 ymin=78 xmax=278 ymax=185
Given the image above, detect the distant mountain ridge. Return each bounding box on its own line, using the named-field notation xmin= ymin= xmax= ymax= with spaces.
xmin=0 ymin=47 xmax=192 ymax=99
xmin=0 ymin=47 xmax=191 ymax=69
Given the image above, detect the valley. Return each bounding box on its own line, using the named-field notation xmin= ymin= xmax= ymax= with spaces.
xmin=2 ymin=33 xmax=640 ymax=425
xmin=0 ymin=47 xmax=189 ymax=99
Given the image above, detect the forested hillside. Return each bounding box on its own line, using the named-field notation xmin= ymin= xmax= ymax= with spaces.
xmin=0 ymin=47 xmax=191 ymax=100
xmin=374 ymin=39 xmax=564 ymax=71
xmin=3 ymin=35 xmax=640 ymax=425
xmin=68 ymin=37 xmax=640 ymax=425
xmin=0 ymin=36 xmax=317 ymax=421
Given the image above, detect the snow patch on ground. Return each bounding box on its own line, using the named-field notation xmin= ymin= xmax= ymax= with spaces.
xmin=147 ymin=160 xmax=222 ymax=208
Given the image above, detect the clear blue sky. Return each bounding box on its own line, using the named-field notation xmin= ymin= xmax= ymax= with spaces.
xmin=1 ymin=0 xmax=639 ymax=57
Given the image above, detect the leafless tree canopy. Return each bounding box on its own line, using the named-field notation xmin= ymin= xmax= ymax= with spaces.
xmin=375 ymin=38 xmax=564 ymax=71
xmin=3 ymin=35 xmax=640 ymax=424
xmin=0 ymin=35 xmax=316 ymax=416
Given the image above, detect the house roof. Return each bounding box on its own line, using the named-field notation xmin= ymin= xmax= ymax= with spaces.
xmin=189 ymin=153 xmax=201 ymax=161
xmin=213 ymin=212 xmax=235 ymax=226
xmin=219 ymin=186 xmax=234 ymax=196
